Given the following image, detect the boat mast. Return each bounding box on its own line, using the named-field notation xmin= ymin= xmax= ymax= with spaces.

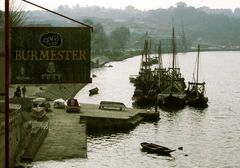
xmin=171 ymin=27 xmax=176 ymax=94
xmin=144 ymin=39 xmax=148 ymax=81
xmin=196 ymin=44 xmax=200 ymax=84
xmin=194 ymin=44 xmax=200 ymax=97
xmin=172 ymin=27 xmax=175 ymax=71
xmin=158 ymin=40 xmax=162 ymax=88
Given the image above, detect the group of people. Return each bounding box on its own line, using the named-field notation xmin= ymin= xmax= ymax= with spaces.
xmin=14 ymin=85 xmax=27 ymax=98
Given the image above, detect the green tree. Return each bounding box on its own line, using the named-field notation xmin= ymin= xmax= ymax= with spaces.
xmin=110 ymin=26 xmax=130 ymax=51
xmin=92 ymin=23 xmax=108 ymax=55
xmin=82 ymin=18 xmax=94 ymax=27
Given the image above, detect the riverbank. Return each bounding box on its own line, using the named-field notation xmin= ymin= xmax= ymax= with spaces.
xmin=91 ymin=50 xmax=140 ymax=68
xmin=9 ymin=83 xmax=86 ymax=101
xmin=91 ymin=48 xmax=240 ymax=68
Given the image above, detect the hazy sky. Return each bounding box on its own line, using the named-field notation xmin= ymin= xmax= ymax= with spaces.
xmin=2 ymin=0 xmax=240 ymax=11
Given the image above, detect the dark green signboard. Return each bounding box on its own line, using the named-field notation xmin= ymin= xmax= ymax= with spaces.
xmin=11 ymin=27 xmax=91 ymax=84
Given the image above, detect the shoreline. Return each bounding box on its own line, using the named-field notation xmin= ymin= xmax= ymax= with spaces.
xmin=9 ymin=83 xmax=86 ymax=101
xmin=92 ymin=48 xmax=240 ymax=66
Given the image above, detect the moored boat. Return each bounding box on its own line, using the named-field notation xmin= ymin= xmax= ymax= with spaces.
xmin=132 ymin=39 xmax=169 ymax=108
xmin=186 ymin=45 xmax=208 ymax=108
xmin=186 ymin=83 xmax=208 ymax=108
xmin=132 ymin=39 xmax=158 ymax=107
xmin=140 ymin=142 xmax=176 ymax=155
xmin=157 ymin=27 xmax=186 ymax=110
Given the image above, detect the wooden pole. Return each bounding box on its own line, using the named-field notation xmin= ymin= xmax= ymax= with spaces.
xmin=4 ymin=0 xmax=10 ymax=167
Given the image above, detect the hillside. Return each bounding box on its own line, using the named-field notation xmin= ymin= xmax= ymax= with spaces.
xmin=2 ymin=2 xmax=240 ymax=51
xmin=23 ymin=3 xmax=240 ymax=49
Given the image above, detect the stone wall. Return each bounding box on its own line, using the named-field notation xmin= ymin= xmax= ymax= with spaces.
xmin=0 ymin=100 xmax=5 ymax=168
xmin=9 ymin=98 xmax=33 ymax=112
xmin=0 ymin=103 xmax=24 ymax=168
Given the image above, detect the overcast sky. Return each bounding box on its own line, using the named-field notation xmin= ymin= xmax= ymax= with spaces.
xmin=2 ymin=0 xmax=240 ymax=11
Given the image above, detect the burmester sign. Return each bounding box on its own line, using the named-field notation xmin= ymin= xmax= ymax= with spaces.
xmin=11 ymin=27 xmax=91 ymax=84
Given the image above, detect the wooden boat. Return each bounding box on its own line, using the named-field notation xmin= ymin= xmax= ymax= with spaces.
xmin=158 ymin=28 xmax=186 ymax=110
xmin=89 ymin=87 xmax=99 ymax=96
xmin=186 ymin=45 xmax=208 ymax=108
xmin=158 ymin=92 xmax=186 ymax=110
xmin=132 ymin=40 xmax=165 ymax=108
xmin=140 ymin=142 xmax=176 ymax=155
xmin=186 ymin=82 xmax=208 ymax=108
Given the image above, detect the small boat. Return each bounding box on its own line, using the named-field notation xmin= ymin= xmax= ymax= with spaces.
xmin=89 ymin=87 xmax=99 ymax=96
xmin=140 ymin=142 xmax=176 ymax=155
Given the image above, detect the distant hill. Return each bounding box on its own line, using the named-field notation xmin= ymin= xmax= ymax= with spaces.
xmin=3 ymin=2 xmax=240 ymax=49
xmin=25 ymin=3 xmax=240 ymax=47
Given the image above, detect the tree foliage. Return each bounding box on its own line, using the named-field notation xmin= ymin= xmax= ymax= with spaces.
xmin=92 ymin=22 xmax=108 ymax=54
xmin=110 ymin=26 xmax=130 ymax=51
xmin=10 ymin=0 xmax=27 ymax=26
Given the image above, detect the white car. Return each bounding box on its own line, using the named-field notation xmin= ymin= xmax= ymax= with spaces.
xmin=32 ymin=97 xmax=51 ymax=112
xmin=53 ymin=98 xmax=65 ymax=109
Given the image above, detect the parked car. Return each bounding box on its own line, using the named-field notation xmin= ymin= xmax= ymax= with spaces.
xmin=65 ymin=98 xmax=81 ymax=113
xmin=32 ymin=97 xmax=51 ymax=112
xmin=53 ymin=98 xmax=65 ymax=109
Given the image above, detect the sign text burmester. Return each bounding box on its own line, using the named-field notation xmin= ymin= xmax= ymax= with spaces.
xmin=15 ymin=50 xmax=87 ymax=61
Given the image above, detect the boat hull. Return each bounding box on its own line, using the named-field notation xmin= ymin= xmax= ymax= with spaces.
xmin=132 ymin=96 xmax=157 ymax=108
xmin=140 ymin=142 xmax=175 ymax=155
xmin=187 ymin=96 xmax=208 ymax=108
xmin=158 ymin=94 xmax=187 ymax=110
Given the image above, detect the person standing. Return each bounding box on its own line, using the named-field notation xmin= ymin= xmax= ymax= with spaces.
xmin=16 ymin=86 xmax=21 ymax=97
xmin=22 ymin=86 xmax=26 ymax=97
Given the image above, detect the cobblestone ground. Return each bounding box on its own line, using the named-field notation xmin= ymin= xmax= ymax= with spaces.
xmin=34 ymin=108 xmax=87 ymax=161
xmin=9 ymin=83 xmax=86 ymax=100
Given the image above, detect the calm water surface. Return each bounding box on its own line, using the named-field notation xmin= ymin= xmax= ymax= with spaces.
xmin=33 ymin=51 xmax=240 ymax=168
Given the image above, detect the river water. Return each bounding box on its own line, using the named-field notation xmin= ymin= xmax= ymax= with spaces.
xmin=33 ymin=51 xmax=240 ymax=168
